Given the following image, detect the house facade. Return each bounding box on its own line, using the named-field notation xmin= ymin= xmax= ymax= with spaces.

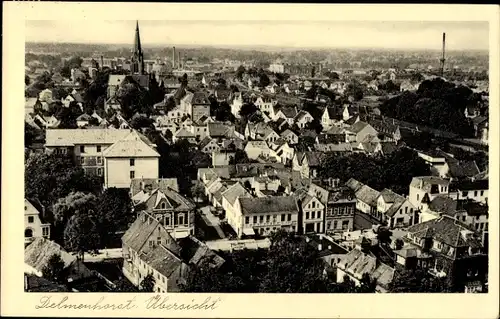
xmin=24 ymin=199 xmax=50 ymax=246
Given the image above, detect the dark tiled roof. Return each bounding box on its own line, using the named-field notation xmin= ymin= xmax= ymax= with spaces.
xmin=239 ymin=196 xmax=299 ymax=215
xmin=192 ymin=91 xmax=210 ymax=104
xmin=407 ymin=215 xmax=482 ymax=249
xmin=24 ymin=274 xmax=69 ymax=292
xmin=451 ymin=179 xmax=488 ymax=191
xmin=447 ymin=161 xmax=480 ymax=179
xmin=346 ymin=121 xmax=370 ymax=134
xmin=130 ymin=178 xmax=180 ymax=195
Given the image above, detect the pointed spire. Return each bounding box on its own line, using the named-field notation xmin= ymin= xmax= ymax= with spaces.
xmin=134 ymin=20 xmax=142 ymax=55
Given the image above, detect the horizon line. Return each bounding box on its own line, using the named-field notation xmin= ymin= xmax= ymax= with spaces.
xmin=25 ymin=41 xmax=489 ymax=53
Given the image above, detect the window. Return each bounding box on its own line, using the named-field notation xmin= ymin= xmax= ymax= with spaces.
xmin=80 ymin=146 xmax=85 ymax=153
xmin=480 ymin=190 xmax=484 ymax=196
xmin=97 ymin=146 xmax=101 ymax=152
xmin=25 ymin=228 xmax=33 ymax=238
xmin=161 ymin=202 xmax=166 ymax=209
xmin=157 ymin=236 xmax=162 ymax=245
xmin=266 ymin=215 xmax=270 ymax=223
xmin=288 ymin=214 xmax=291 ymax=221
xmin=405 ymin=206 xmax=408 ymax=214
xmin=80 ymin=157 xmax=85 ymax=165
xmin=97 ymin=168 xmax=102 ymax=176
xmin=165 ymin=214 xmax=171 ymax=226
xmin=260 ymin=216 xmax=264 ymax=223
xmin=97 ymin=157 xmax=103 ymax=165
xmin=245 ymin=217 xmax=250 ymax=225
xmin=253 ymin=216 xmax=257 ymax=224
xmin=312 ymin=201 xmax=316 ymax=208
xmin=474 ymin=191 xmax=478 ymax=197
xmin=334 ymin=207 xmax=339 ymax=214
xmin=462 ymin=191 xmax=468 ymax=197
xmin=311 ymin=211 xmax=315 ymax=219
xmin=149 ymin=240 xmax=154 ymax=248
xmin=24 ymin=206 xmax=27 ymax=211
xmin=272 ymin=215 xmax=277 ymax=223
xmin=417 ymin=194 xmax=419 ymax=201
xmin=317 ymin=211 xmax=321 ymax=219
xmin=485 ymin=223 xmax=488 ymax=231
xmin=130 ymin=171 xmax=135 ymax=179
xmin=333 ymin=221 xmax=338 ymax=229
xmin=281 ymin=214 xmax=285 ymax=222
xmin=42 ymin=227 xmax=49 ymax=237
xmin=130 ymin=159 xmax=135 ymax=166
xmin=178 ymin=214 xmax=185 ymax=225
xmin=28 ymin=216 xmax=34 ymax=223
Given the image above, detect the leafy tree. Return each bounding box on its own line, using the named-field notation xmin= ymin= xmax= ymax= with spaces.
xmin=215 ymin=101 xmax=233 ymax=122
xmin=25 ymin=153 xmax=102 ymax=210
xmin=25 ymin=75 xmax=31 ymax=86
xmin=41 ymin=254 xmax=66 ymax=284
xmin=239 ymin=103 xmax=258 ymax=119
xmin=65 ymin=56 xmax=83 ymax=69
xmin=236 ymin=65 xmax=246 ymax=80
xmin=258 ymin=71 xmax=270 ymax=88
xmin=63 ymin=209 xmax=101 ymax=260
xmin=297 ymin=136 xmax=316 ymax=151
xmin=130 ymin=115 xmax=154 ymax=130
xmin=139 ymin=273 xmax=156 ymax=292
xmin=376 ymin=226 xmax=392 ymax=246
xmin=25 ymin=125 xmax=39 ymax=147
xmin=229 ymin=149 xmax=250 ymax=164
xmin=95 ymin=188 xmax=133 ymax=246
xmin=305 ymin=118 xmax=323 ymax=134
xmin=346 ymin=80 xmax=365 ymax=101
xmin=190 ymin=182 xmax=206 ymax=203
xmin=389 ymin=268 xmax=449 ymax=293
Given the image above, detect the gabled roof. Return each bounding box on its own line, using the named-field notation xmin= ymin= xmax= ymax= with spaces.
xmin=103 ymin=130 xmax=160 ymax=158
xmin=45 ymin=129 xmax=135 ymax=147
xmin=222 ymin=182 xmax=252 ymax=206
xmin=76 ymin=113 xmax=92 ymax=121
xmin=379 ymin=188 xmax=401 ymax=204
xmin=379 ymin=142 xmax=398 ymax=155
xmin=355 ymin=185 xmax=380 ymax=206
xmin=304 ymin=151 xmax=326 ymax=167
xmin=121 ymin=212 xmax=182 ymax=254
xmin=130 ymin=178 xmax=180 ymax=196
xmin=346 ymin=121 xmax=370 ymax=134
xmin=191 ymin=91 xmax=210 ymax=105
xmin=239 ymin=196 xmax=299 ymax=215
xmin=278 ymin=106 xmax=298 ymax=118
xmin=208 ymin=122 xmax=232 ymax=137
xmin=407 ymin=215 xmax=482 ymax=250
xmin=447 ymin=160 xmax=480 ymax=179
xmin=294 ymin=110 xmax=312 ymax=122
xmin=174 ymin=127 xmax=195 ymax=138
xmin=280 ymin=129 xmax=298 ymax=138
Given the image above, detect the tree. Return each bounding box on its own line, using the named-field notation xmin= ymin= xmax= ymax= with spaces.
xmin=305 ymin=118 xmax=323 ymax=134
xmin=376 ymin=226 xmax=392 ymax=246
xmin=389 ymin=268 xmax=450 ymax=293
xmin=95 ymin=188 xmax=133 ymax=247
xmin=65 ymin=56 xmax=83 ymax=69
xmin=239 ymin=103 xmax=258 ymax=119
xmin=130 ymin=115 xmax=154 ymax=130
xmin=345 ymin=81 xmax=364 ymax=101
xmin=230 ymin=149 xmax=250 ymax=164
xmin=41 ymin=254 xmax=66 ymax=284
xmin=190 ymin=182 xmax=206 ymax=203
xmin=236 ymin=65 xmax=246 ymax=80
xmin=139 ymin=273 xmax=156 ymax=292
xmin=63 ymin=209 xmax=101 ymax=260
xmin=25 ymin=125 xmax=39 ymax=147
xmin=25 ymin=75 xmax=31 ymax=86
xmin=258 ymin=71 xmax=270 ymax=88
xmin=25 ymin=153 xmax=103 ymax=210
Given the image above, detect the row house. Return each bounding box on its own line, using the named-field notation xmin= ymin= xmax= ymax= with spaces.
xmin=254 ymin=96 xmax=277 ymax=117
xmin=232 ymin=196 xmax=300 ymax=238
xmin=345 ymin=178 xmax=380 ymax=216
xmin=321 ymin=107 xmax=342 ymax=130
xmin=294 ymin=110 xmax=314 ymax=129
xmin=297 ymin=193 xmax=325 ymax=234
xmin=45 ymin=129 xmax=159 ymax=188
xmin=451 ymin=179 xmax=488 ymax=204
xmin=273 ymin=106 xmax=298 ymax=126
xmin=376 ymin=189 xmax=418 ymax=228
xmin=130 ymin=178 xmax=196 ymax=239
xmin=222 ymin=182 xmax=253 ymax=232
xmin=122 ymin=211 xmax=224 ymax=292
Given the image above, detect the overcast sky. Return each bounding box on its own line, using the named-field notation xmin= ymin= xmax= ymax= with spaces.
xmin=25 ymin=20 xmax=489 ymax=51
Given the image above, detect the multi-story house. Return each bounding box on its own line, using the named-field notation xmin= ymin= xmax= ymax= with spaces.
xmin=297 ymin=193 xmax=325 ymax=234
xmin=324 ymin=187 xmax=356 ymax=234
xmin=254 ymin=96 xmax=276 ymax=116
xmin=130 ymin=178 xmax=196 ymax=239
xmin=24 ymin=199 xmax=50 ymax=246
xmin=222 ymin=182 xmax=253 ymax=232
xmin=273 ymin=106 xmax=298 ymax=126
xmin=292 ymin=151 xmax=326 ymax=179
xmin=231 ymin=92 xmax=244 ymax=119
xmin=233 ymin=196 xmax=300 ymax=238
xmin=345 ymin=121 xmax=378 ymax=144
xmin=280 ymin=129 xmax=299 ymax=144
xmin=376 ymin=189 xmax=418 ymax=228
xmin=451 ymin=179 xmax=488 ymax=204
xmin=321 ymin=107 xmax=341 ymax=130
xmin=409 ymin=176 xmax=451 ymax=210
xmin=294 ymin=110 xmax=314 ymax=129
xmin=345 ymin=178 xmax=380 ymax=216
xmin=398 ymin=215 xmax=488 ymax=292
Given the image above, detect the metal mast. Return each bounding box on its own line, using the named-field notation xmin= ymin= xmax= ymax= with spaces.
xmin=440 ymin=32 xmax=446 ymax=77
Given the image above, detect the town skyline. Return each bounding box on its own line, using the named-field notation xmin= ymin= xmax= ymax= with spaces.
xmin=26 ymin=20 xmax=489 ymax=51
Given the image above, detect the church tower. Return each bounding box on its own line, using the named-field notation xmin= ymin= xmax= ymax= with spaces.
xmin=131 ymin=21 xmax=145 ymax=74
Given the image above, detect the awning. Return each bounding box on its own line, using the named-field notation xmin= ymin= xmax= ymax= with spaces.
xmin=243 ymin=228 xmax=255 ymax=236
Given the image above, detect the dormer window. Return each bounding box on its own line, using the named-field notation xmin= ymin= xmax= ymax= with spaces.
xmin=161 ymin=203 xmax=166 ymax=209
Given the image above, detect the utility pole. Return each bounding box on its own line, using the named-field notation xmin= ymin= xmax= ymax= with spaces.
xmin=440 ymin=32 xmax=446 ymax=78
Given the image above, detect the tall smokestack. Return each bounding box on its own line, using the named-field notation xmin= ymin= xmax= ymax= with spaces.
xmin=100 ymin=55 xmax=104 ymax=70
xmin=440 ymin=32 xmax=446 ymax=77
xmin=178 ymin=51 xmax=181 ymax=69
xmin=172 ymin=47 xmax=176 ymax=69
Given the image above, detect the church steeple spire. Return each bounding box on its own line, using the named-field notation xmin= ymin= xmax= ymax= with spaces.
xmin=132 ymin=20 xmax=144 ymax=74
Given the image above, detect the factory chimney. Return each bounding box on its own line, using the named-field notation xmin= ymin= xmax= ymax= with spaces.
xmin=440 ymin=32 xmax=446 ymax=78
xmin=172 ymin=47 xmax=176 ymax=69
xmin=100 ymin=55 xmax=104 ymax=70
xmin=178 ymin=51 xmax=182 ymax=69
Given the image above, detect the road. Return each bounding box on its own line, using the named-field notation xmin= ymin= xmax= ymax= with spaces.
xmin=72 ymin=248 xmax=123 ymax=263
xmin=199 ymin=206 xmax=226 ymax=239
